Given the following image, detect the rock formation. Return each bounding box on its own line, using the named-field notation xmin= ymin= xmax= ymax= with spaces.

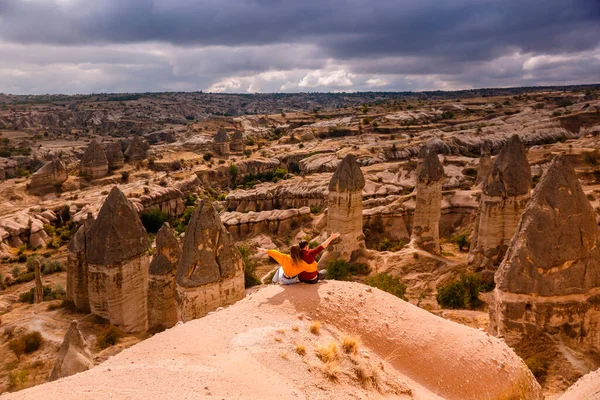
xmin=213 ymin=127 xmax=230 ymax=156
xmin=34 ymin=259 xmax=43 ymax=303
xmin=318 ymin=154 xmax=367 ymax=266
xmin=469 ymin=135 xmax=531 ymax=275
xmin=475 ymin=141 xmax=491 ymax=186
xmin=124 ymin=136 xmax=149 ymax=162
xmin=29 ymin=217 xmax=51 ymax=247
xmin=410 ymin=148 xmax=445 ymax=254
xmin=66 ymin=213 xmax=94 ymax=313
xmin=230 ymin=130 xmax=245 ymax=153
xmin=29 ymin=157 xmax=68 ymax=192
xmin=48 ymin=321 xmax=94 ymax=381
xmin=104 ymin=142 xmax=125 ymax=169
xmin=489 ymin=155 xmax=600 ymax=353
xmin=86 ymin=187 xmax=149 ymax=332
xmin=176 ymin=198 xmax=244 ymax=322
xmin=80 ymin=139 xmax=109 ymax=179
xmin=147 ymin=222 xmax=181 ymax=332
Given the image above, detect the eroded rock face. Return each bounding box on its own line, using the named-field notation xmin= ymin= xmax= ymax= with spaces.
xmin=124 ymin=136 xmax=149 ymax=162
xmin=475 ymin=141 xmax=491 ymax=186
xmin=489 ymin=155 xmax=600 ymax=352
xmin=104 ymin=142 xmax=125 ymax=169
xmin=319 ymin=154 xmax=367 ymax=266
xmin=148 ymin=222 xmax=181 ymax=332
xmin=176 ymin=199 xmax=244 ymax=321
xmin=29 ymin=157 xmax=67 ymax=193
xmin=230 ymin=130 xmax=245 ymax=153
xmin=411 ymin=149 xmax=444 ymax=254
xmin=49 ymin=321 xmax=94 ymax=382
xmin=81 ymin=139 xmax=109 ymax=179
xmin=470 ymin=135 xmax=531 ymax=273
xmin=213 ymin=127 xmax=230 ymax=155
xmin=66 ymin=214 xmax=94 ymax=313
xmin=86 ymin=186 xmax=149 ymax=332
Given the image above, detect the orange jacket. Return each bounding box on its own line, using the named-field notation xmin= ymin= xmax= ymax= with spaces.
xmin=267 ymin=249 xmax=318 ymax=277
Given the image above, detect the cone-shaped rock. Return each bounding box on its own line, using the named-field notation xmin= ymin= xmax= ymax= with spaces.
xmin=81 ymin=139 xmax=108 ymax=179
xmin=49 ymin=321 xmax=93 ymax=381
xmin=469 ymin=135 xmax=532 ymax=273
xmin=214 ymin=127 xmax=230 ymax=143
xmin=213 ymin=128 xmax=231 ymax=155
xmin=489 ymin=155 xmax=600 ymax=351
xmin=86 ymin=187 xmax=149 ymax=332
xmin=411 ymin=148 xmax=445 ymax=254
xmin=124 ymin=136 xmax=149 ymax=162
xmin=319 ymin=154 xmax=367 ymax=266
xmin=176 ymin=199 xmax=244 ymax=321
xmin=29 ymin=157 xmax=68 ymax=193
xmin=104 ymin=142 xmax=124 ymax=169
xmin=66 ymin=214 xmax=94 ymax=313
xmin=230 ymin=130 xmax=245 ymax=152
xmin=148 ymin=222 xmax=181 ymax=332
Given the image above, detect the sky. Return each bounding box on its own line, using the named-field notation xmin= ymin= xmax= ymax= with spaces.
xmin=0 ymin=0 xmax=599 ymax=95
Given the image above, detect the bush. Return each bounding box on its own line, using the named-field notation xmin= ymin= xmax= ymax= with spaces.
xmin=525 ymin=356 xmax=549 ymax=381
xmin=121 ymin=171 xmax=130 ymax=182
xmin=556 ymin=99 xmax=573 ymax=108
xmin=14 ymin=272 xmax=35 ymax=284
xmin=203 ymin=153 xmax=213 ymax=161
xmin=9 ymin=331 xmax=43 ymax=358
xmin=309 ymin=205 xmax=322 ymax=214
xmin=449 ymin=234 xmax=470 ymax=252
xmin=238 ymin=246 xmax=260 ymax=288
xmin=326 ymin=259 xmax=350 ymax=280
xmin=436 ymin=274 xmax=482 ymax=309
xmin=365 ymin=273 xmax=407 ymax=300
xmin=140 ymin=208 xmax=169 ymax=233
xmin=96 ymin=325 xmax=123 ymax=349
xmin=377 ymin=238 xmax=406 ymax=252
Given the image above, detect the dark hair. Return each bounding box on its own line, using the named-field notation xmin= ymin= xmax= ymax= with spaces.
xmin=290 ymin=245 xmax=302 ymax=264
xmin=298 ymin=240 xmax=309 ymax=249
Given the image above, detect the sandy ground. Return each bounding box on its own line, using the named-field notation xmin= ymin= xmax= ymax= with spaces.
xmin=3 ymin=281 xmax=541 ymax=400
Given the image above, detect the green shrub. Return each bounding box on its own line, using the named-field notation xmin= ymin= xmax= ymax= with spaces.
xmin=449 ymin=234 xmax=470 ymax=252
xmin=349 ymin=263 xmax=370 ymax=275
xmin=377 ymin=238 xmax=406 ymax=252
xmin=365 ymin=273 xmax=407 ymax=300
xmin=556 ymin=99 xmax=573 ymax=108
xmin=43 ymin=223 xmax=55 ymax=236
xmin=96 ymin=325 xmax=123 ymax=349
xmin=11 ymin=266 xmax=21 ymax=278
xmin=238 ymin=246 xmax=260 ymax=288
xmin=9 ymin=331 xmax=43 ymax=358
xmin=309 ymin=205 xmax=322 ymax=214
xmin=203 ymin=153 xmax=213 ymax=161
xmin=14 ymin=272 xmax=35 ymax=284
xmin=326 ymin=259 xmax=350 ymax=280
xmin=436 ymin=274 xmax=482 ymax=309
xmin=140 ymin=209 xmax=169 ymax=233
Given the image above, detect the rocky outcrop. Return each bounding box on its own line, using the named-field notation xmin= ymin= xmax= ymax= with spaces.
xmin=86 ymin=187 xmax=149 ymax=332
xmin=29 ymin=157 xmax=68 ymax=193
xmin=0 ymin=158 xmax=18 ymax=180
xmin=213 ymin=127 xmax=230 ymax=156
xmin=80 ymin=139 xmax=109 ymax=179
xmin=475 ymin=141 xmax=491 ymax=186
xmin=318 ymin=154 xmax=367 ymax=266
xmin=411 ymin=149 xmax=445 ymax=254
xmin=130 ymin=186 xmax=185 ymax=217
xmin=48 ymin=321 xmax=94 ymax=382
xmin=176 ymin=199 xmax=244 ymax=322
xmin=197 ymin=157 xmax=280 ymax=188
xmin=66 ymin=214 xmax=94 ymax=313
xmin=560 ymin=368 xmax=600 ymax=400
xmin=104 ymin=142 xmax=124 ymax=169
xmin=221 ymin=207 xmax=313 ymax=239
xmin=489 ymin=155 xmax=600 ymax=353
xmin=230 ymin=130 xmax=245 ymax=153
xmin=148 ymin=223 xmax=181 ymax=332
xmin=29 ymin=217 xmax=50 ymax=247
xmin=124 ymin=136 xmax=149 ymax=162
xmin=469 ymin=135 xmax=531 ymax=274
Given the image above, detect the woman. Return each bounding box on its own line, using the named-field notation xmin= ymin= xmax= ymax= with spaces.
xmin=258 ymin=232 xmax=340 ymax=284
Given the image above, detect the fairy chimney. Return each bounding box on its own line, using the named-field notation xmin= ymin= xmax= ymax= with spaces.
xmin=34 ymin=259 xmax=43 ymax=303
xmin=469 ymin=135 xmax=531 ymax=275
xmin=124 ymin=136 xmax=149 ymax=162
xmin=29 ymin=157 xmax=68 ymax=193
xmin=213 ymin=128 xmax=231 ymax=156
xmin=49 ymin=321 xmax=94 ymax=381
xmin=81 ymin=139 xmax=109 ymax=179
xmin=411 ymin=148 xmax=445 ymax=254
xmin=475 ymin=141 xmax=492 ymax=186
xmin=147 ymin=222 xmax=181 ymax=332
xmin=489 ymin=155 xmax=600 ymax=353
xmin=176 ymin=199 xmax=244 ymax=322
xmin=230 ymin=130 xmax=245 ymax=153
xmin=104 ymin=142 xmax=125 ymax=169
xmin=318 ymin=154 xmax=367 ymax=267
xmin=66 ymin=213 xmax=94 ymax=313
xmin=86 ymin=187 xmax=149 ymax=332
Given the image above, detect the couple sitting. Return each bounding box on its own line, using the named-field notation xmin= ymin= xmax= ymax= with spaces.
xmin=257 ymin=232 xmax=340 ymax=284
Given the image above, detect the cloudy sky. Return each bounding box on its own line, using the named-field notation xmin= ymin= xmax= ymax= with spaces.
xmin=0 ymin=0 xmax=599 ymax=94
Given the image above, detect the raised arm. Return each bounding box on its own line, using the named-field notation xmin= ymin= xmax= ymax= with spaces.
xmin=320 ymin=232 xmax=340 ymax=248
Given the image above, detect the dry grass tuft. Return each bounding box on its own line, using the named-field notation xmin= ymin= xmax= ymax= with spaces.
xmin=280 ymin=352 xmax=288 ymax=360
xmin=355 ymin=363 xmax=380 ymax=390
xmin=342 ymin=336 xmax=359 ymax=354
xmin=315 ymin=342 xmax=338 ymax=363
xmin=276 ymin=329 xmax=285 ymax=335
xmin=274 ymin=337 xmax=283 ymax=343
xmin=309 ymin=321 xmax=321 ymax=335
xmin=295 ymin=344 xmax=306 ymax=356
xmin=292 ymin=325 xmax=299 ymax=332
xmin=322 ymin=361 xmax=340 ymax=381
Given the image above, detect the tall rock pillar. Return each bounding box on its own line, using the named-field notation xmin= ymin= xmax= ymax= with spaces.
xmin=176 ymin=199 xmax=245 ymax=322
xmin=318 ymin=154 xmax=366 ymax=267
xmin=411 ymin=149 xmax=445 ymax=254
xmin=34 ymin=259 xmax=43 ymax=303
xmin=86 ymin=187 xmax=149 ymax=332
xmin=469 ymin=135 xmax=531 ymax=275
xmin=489 ymin=155 xmax=600 ymax=352
xmin=66 ymin=213 xmax=94 ymax=313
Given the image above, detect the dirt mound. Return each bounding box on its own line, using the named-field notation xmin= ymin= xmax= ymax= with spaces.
xmin=4 ymin=281 xmax=540 ymax=399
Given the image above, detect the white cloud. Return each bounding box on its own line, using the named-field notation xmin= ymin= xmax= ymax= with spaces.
xmin=298 ymin=69 xmax=353 ymax=88
xmin=365 ymin=77 xmax=388 ymax=87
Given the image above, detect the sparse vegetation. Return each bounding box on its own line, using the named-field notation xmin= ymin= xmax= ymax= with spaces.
xmin=238 ymin=246 xmax=261 ymax=288
xmin=325 ymin=259 xmax=371 ymax=280
xmin=315 ymin=342 xmax=338 ymax=362
xmin=9 ymin=331 xmax=43 ymax=358
xmin=436 ymin=273 xmax=483 ymax=309
xmin=449 ymin=234 xmax=470 ymax=252
xmin=96 ymin=325 xmax=124 ymax=349
xmin=309 ymin=321 xmax=321 ymax=335
xmin=140 ymin=208 xmax=169 ymax=233
xmin=377 ymin=238 xmax=406 ymax=252
xmin=341 ymin=336 xmax=359 ymax=354
xmin=365 ymin=273 xmax=407 ymax=300
xmin=295 ymin=344 xmax=306 ymax=356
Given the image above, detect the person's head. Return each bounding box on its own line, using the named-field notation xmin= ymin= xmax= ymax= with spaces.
xmin=299 ymin=240 xmax=309 ymax=250
xmin=290 ymin=244 xmax=303 ymax=264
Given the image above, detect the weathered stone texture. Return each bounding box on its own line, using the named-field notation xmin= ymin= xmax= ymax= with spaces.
xmin=230 ymin=130 xmax=245 ymax=152
xmin=49 ymin=321 xmax=94 ymax=381
xmin=29 ymin=157 xmax=68 ymax=192
xmin=81 ymin=139 xmax=109 ymax=179
xmin=86 ymin=187 xmax=149 ymax=332
xmin=66 ymin=214 xmax=94 ymax=313
xmin=213 ymin=127 xmax=231 ymax=156
xmin=489 ymin=155 xmax=600 ymax=352
xmin=176 ymin=199 xmax=244 ymax=321
xmin=104 ymin=142 xmax=125 ymax=169
xmin=124 ymin=136 xmax=149 ymax=162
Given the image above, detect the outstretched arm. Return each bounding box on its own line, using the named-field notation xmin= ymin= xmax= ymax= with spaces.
xmin=320 ymin=232 xmax=340 ymax=248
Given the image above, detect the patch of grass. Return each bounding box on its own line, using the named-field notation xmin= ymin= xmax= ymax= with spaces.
xmin=96 ymin=325 xmax=123 ymax=349
xmin=341 ymin=336 xmax=359 ymax=354
xmin=355 ymin=364 xmax=380 ymax=389
xmin=295 ymin=345 xmax=306 ymax=356
xmin=377 ymin=238 xmax=406 ymax=252
xmin=322 ymin=361 xmax=340 ymax=381
xmin=449 ymin=234 xmax=470 ymax=252
xmin=309 ymin=321 xmax=321 ymax=335
xmin=315 ymin=342 xmax=338 ymax=363
xmin=365 ymin=273 xmax=407 ymax=300
xmin=436 ymin=273 xmax=482 ymax=309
